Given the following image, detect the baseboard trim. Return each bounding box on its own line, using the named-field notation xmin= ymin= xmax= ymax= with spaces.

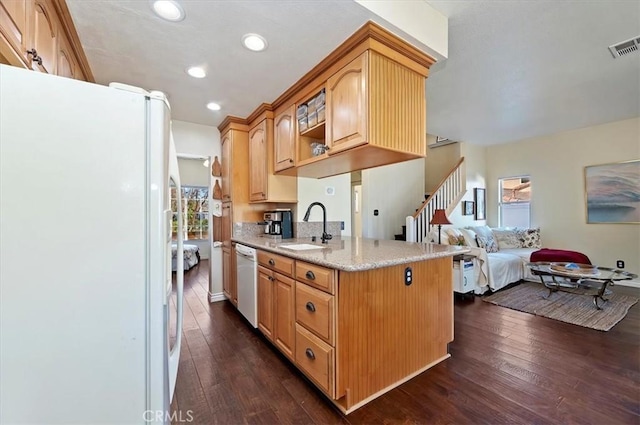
xmin=615 ymin=280 xmax=640 ymax=289
xmin=209 ymin=292 xmax=227 ymax=303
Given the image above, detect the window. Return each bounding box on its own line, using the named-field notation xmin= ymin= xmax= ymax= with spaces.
xmin=171 ymin=186 xmax=209 ymax=240
xmin=498 ymin=176 xmax=531 ymax=228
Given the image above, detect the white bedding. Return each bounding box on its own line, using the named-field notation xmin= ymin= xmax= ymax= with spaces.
xmin=466 ymin=247 xmax=537 ymax=294
xmin=171 ymin=244 xmax=200 ymax=271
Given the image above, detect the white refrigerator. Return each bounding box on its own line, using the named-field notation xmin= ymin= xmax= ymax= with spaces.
xmin=0 ymin=64 xmax=184 ymax=424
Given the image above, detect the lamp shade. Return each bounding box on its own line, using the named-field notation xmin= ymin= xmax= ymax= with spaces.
xmin=430 ymin=209 xmax=451 ymax=225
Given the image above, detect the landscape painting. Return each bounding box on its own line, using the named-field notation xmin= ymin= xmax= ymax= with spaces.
xmin=585 ymin=160 xmax=640 ymax=224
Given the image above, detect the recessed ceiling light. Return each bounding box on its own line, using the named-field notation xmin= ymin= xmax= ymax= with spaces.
xmin=206 ymin=102 xmax=221 ymax=111
xmin=242 ymin=33 xmax=268 ymax=52
xmin=186 ymin=66 xmax=206 ymax=78
xmin=151 ymin=0 xmax=185 ymax=22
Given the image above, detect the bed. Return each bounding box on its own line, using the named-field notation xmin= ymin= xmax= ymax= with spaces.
xmin=172 ymin=244 xmax=200 ymax=271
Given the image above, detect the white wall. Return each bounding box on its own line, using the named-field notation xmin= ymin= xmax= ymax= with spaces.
xmin=446 ymin=142 xmax=488 ymax=228
xmin=362 ymin=158 xmax=425 ymax=240
xmin=177 ymin=158 xmax=209 ymax=186
xmin=485 ymin=117 xmax=640 ymax=276
xmin=297 ymin=174 xmax=351 ymax=236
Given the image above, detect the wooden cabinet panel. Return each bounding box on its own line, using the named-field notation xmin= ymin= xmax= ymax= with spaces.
xmin=257 ymin=265 xmax=274 ymax=341
xmin=274 ymin=104 xmax=296 ymax=172
xmin=0 ymin=0 xmax=30 ymax=65
xmin=31 ymin=0 xmax=56 ymax=74
xmin=248 ymin=120 xmax=267 ymax=202
xmin=326 ymin=51 xmax=368 ymax=155
xmin=222 ymin=248 xmax=231 ymax=300
xmin=56 ymin=31 xmax=76 ymax=79
xmin=257 ymin=250 xmax=294 ymax=277
xmin=295 ymin=323 xmax=334 ymax=398
xmin=274 ymin=272 xmax=295 ymax=360
xmin=295 ymin=282 xmax=334 ymax=345
xmin=221 ymin=132 xmax=231 ymax=201
xmin=222 ymin=247 xmax=237 ymax=306
xmin=295 ymin=260 xmax=336 ymax=294
xmin=221 ymin=201 xmax=231 ymax=249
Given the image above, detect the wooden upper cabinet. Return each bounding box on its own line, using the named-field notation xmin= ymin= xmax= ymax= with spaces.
xmin=245 ymin=109 xmax=297 ymax=203
xmin=56 ymin=30 xmax=77 ymax=79
xmin=274 ymin=104 xmax=296 ymax=172
xmin=326 ymin=51 xmax=368 ymax=155
xmin=31 ymin=0 xmax=56 ymax=74
xmin=248 ymin=119 xmax=268 ymax=202
xmin=0 ymin=0 xmax=31 ymax=66
xmin=0 ymin=0 xmax=91 ymax=81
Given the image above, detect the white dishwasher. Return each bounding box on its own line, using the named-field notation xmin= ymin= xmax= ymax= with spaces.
xmin=235 ymin=243 xmax=257 ymax=327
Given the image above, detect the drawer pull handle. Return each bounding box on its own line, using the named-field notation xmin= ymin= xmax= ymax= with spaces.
xmin=305 ymin=348 xmax=315 ymax=360
xmin=305 ymin=302 xmax=316 ymax=313
xmin=268 ymin=259 xmax=275 ymax=266
xmin=305 ymin=270 xmax=315 ymax=280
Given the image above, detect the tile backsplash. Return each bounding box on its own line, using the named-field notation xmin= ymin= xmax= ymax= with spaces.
xmin=233 ymin=221 xmax=342 ymax=239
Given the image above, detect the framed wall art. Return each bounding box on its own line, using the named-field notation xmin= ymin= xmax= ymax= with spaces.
xmin=474 ymin=188 xmax=486 ymax=220
xmin=585 ymin=159 xmax=639 ymax=224
xmin=463 ymin=201 xmax=475 ymax=216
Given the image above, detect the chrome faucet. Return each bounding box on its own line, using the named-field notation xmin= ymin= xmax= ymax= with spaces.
xmin=303 ymin=202 xmax=332 ymax=244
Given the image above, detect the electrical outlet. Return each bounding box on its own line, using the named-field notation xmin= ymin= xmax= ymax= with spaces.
xmin=374 ymin=209 xmax=379 ymax=216
xmin=617 ymin=260 xmax=625 ymax=269
xmin=404 ymin=267 xmax=412 ymax=286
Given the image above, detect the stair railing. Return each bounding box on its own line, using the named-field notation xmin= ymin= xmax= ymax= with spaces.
xmin=405 ymin=157 xmax=465 ymax=243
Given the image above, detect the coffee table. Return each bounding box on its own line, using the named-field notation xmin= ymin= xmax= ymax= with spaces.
xmin=527 ymin=262 xmax=637 ymax=310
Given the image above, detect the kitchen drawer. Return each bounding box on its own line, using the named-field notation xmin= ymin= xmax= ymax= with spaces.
xmin=296 ymin=282 xmax=334 ymax=345
xmin=295 ymin=261 xmax=336 ymax=294
xmin=295 ymin=323 xmax=334 ymax=398
xmin=258 ymin=250 xmax=294 ymax=277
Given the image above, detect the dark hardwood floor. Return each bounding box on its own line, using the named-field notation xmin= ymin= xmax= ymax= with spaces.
xmin=172 ymin=261 xmax=640 ymax=424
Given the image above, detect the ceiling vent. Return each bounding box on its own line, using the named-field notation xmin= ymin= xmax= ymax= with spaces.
xmin=608 ymin=36 xmax=640 ymax=58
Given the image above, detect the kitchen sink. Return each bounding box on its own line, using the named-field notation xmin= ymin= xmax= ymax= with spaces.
xmin=279 ymin=243 xmax=324 ymax=251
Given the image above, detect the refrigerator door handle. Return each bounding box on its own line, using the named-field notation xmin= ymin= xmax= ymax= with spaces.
xmin=168 ymin=138 xmax=183 ymax=401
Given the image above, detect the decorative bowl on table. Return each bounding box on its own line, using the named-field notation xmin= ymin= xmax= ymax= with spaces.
xmin=550 ymin=262 xmax=599 ymax=275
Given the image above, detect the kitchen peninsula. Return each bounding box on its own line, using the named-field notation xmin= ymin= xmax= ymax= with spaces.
xmin=232 ymin=235 xmax=468 ymax=414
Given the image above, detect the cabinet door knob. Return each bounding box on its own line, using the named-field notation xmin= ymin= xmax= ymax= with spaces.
xmin=305 ymin=270 xmax=315 ymax=280
xmin=289 ymin=159 xmax=294 ymax=163
xmin=27 ymin=49 xmax=42 ymax=66
xmin=305 ymin=302 xmax=316 ymax=313
xmin=268 ymin=259 xmax=275 ymax=266
xmin=305 ymin=348 xmax=315 ymax=360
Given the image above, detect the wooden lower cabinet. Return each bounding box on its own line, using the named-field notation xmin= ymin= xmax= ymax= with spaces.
xmin=273 ymin=273 xmax=295 ymax=359
xmin=257 ymin=265 xmax=274 ymax=341
xmin=257 ymin=262 xmax=295 ymax=360
xmin=295 ymin=323 xmax=334 ymax=397
xmin=255 ymin=249 xmax=453 ymax=414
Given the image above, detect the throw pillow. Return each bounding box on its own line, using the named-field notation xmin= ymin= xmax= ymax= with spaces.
xmin=470 ymin=225 xmax=499 ymax=252
xmin=448 ymin=234 xmax=466 ymax=246
xmin=477 ymin=236 xmax=499 ymax=253
xmin=521 ymin=228 xmax=542 ymax=248
xmin=459 ymin=228 xmax=479 ymax=248
xmin=492 ymin=228 xmax=524 ymax=249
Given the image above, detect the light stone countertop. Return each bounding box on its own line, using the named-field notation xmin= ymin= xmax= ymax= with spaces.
xmin=232 ymin=236 xmax=470 ymax=272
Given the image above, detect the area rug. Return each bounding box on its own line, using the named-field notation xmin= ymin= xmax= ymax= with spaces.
xmin=482 ymin=282 xmax=638 ymax=331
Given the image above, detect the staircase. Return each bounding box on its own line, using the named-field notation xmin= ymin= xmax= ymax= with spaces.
xmin=404 ymin=157 xmax=466 ymax=243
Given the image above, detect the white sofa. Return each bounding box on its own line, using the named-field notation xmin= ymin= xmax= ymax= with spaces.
xmin=440 ymin=226 xmax=541 ymax=294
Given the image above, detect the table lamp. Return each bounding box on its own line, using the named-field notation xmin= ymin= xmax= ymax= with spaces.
xmin=430 ymin=209 xmax=451 ymax=244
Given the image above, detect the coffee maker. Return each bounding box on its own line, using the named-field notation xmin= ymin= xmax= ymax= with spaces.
xmin=263 ymin=210 xmax=293 ymax=239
